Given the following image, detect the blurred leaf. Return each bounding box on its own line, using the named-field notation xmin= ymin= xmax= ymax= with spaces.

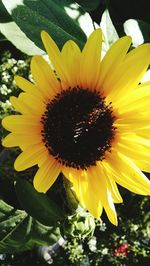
xmin=0 ymin=21 xmax=44 ymax=55
xmin=63 ymin=1 xmax=94 ymax=37
xmin=0 ymin=200 xmax=60 ymax=253
xmin=124 ymin=19 xmax=144 ymax=47
xmin=100 ymin=9 xmax=119 ymax=50
xmin=124 ymin=19 xmax=150 ymax=47
xmin=2 ymin=0 xmax=87 ymax=50
xmin=15 ymin=178 xmax=64 ymax=226
xmin=31 ymin=219 xmax=60 ymax=246
xmin=0 ymin=0 xmax=12 ymax=22
xmin=75 ymin=0 xmax=100 ymax=12
xmin=0 ymin=200 xmax=27 ymax=241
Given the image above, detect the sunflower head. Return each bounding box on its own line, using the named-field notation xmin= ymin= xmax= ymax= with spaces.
xmin=2 ymin=28 xmax=150 ymax=225
xmin=41 ymin=86 xmax=116 ymax=169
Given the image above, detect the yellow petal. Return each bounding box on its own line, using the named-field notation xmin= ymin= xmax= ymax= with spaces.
xmin=2 ymin=115 xmax=41 ymax=133
xmin=117 ymin=81 xmax=150 ymax=113
xmin=107 ymin=43 xmax=150 ymax=103
xmin=62 ymin=167 xmax=103 ymax=218
xmin=118 ymin=102 xmax=150 ymax=117
xmin=97 ymin=36 xmax=132 ymax=92
xmin=102 ymin=162 xmax=123 ymax=203
xmin=14 ymin=144 xmax=47 ymax=171
xmin=18 ymin=93 xmax=45 ymax=114
xmin=116 ymin=135 xmax=150 ymax=162
xmin=107 ymin=151 xmax=150 ymax=195
xmin=14 ymin=76 xmax=41 ymax=97
xmin=115 ymin=110 xmax=150 ymax=132
xmin=33 ymin=159 xmax=61 ymax=193
xmin=41 ymin=31 xmax=69 ymax=86
xmin=63 ymin=166 xmax=117 ymax=225
xmin=10 ymin=95 xmax=28 ymax=114
xmin=10 ymin=94 xmax=44 ymax=115
xmin=90 ymin=166 xmax=118 ymax=225
xmin=31 ymin=55 xmax=61 ymax=99
xmin=61 ymin=40 xmax=81 ymax=88
xmin=138 ymin=128 xmax=150 ymax=139
xmin=133 ymin=160 xmax=150 ymax=173
xmin=79 ymin=29 xmax=102 ymax=89
xmin=2 ymin=132 xmax=41 ymax=148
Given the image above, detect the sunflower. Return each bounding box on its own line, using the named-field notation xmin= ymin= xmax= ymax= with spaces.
xmin=2 ymin=29 xmax=150 ymax=225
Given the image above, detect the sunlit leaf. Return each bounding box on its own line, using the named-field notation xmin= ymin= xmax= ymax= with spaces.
xmin=0 ymin=200 xmax=60 ymax=253
xmin=0 ymin=21 xmax=44 ymax=55
xmin=100 ymin=9 xmax=119 ymax=50
xmin=2 ymin=0 xmax=86 ymax=50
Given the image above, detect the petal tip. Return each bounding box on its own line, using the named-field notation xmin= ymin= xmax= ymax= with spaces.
xmin=31 ymin=55 xmax=41 ymax=66
xmin=41 ymin=30 xmax=47 ymax=38
xmin=41 ymin=31 xmax=50 ymax=43
xmin=111 ymin=214 xmax=118 ymax=226
xmin=2 ymin=116 xmax=9 ymax=129
xmin=114 ymin=219 xmax=118 ymax=226
xmin=1 ymin=137 xmax=7 ymax=147
xmin=14 ymin=160 xmax=21 ymax=172
xmin=33 ymin=178 xmax=47 ymax=193
xmin=90 ymin=28 xmax=102 ymax=40
xmin=9 ymin=96 xmax=16 ymax=105
xmin=14 ymin=75 xmax=21 ymax=85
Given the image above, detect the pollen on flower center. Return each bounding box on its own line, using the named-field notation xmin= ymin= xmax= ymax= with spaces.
xmin=41 ymin=87 xmax=116 ymax=169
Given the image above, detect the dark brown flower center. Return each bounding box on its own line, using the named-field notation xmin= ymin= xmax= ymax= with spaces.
xmin=41 ymin=87 xmax=116 ymax=169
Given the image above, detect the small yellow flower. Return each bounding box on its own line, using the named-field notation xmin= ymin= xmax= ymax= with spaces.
xmin=2 ymin=29 xmax=150 ymax=225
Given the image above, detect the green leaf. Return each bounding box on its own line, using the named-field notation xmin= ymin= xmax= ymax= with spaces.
xmin=15 ymin=178 xmax=64 ymax=226
xmin=0 ymin=200 xmax=61 ymax=253
xmin=2 ymin=0 xmax=87 ymax=50
xmin=75 ymin=0 xmax=100 ymax=12
xmin=31 ymin=220 xmax=60 ymax=246
xmin=0 ymin=200 xmax=27 ymax=242
xmin=0 ymin=21 xmax=44 ymax=55
xmin=0 ymin=0 xmax=12 ymax=22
